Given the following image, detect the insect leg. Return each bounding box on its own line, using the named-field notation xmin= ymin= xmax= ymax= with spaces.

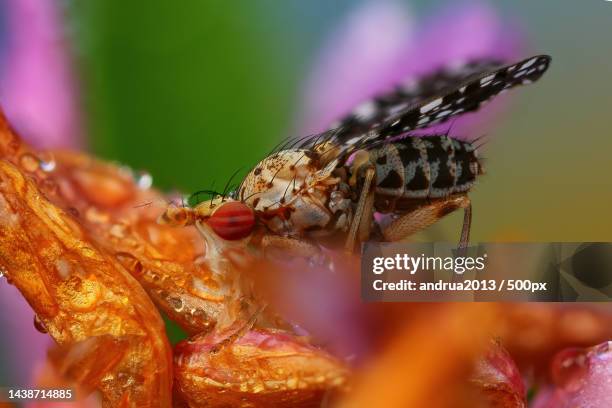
xmin=380 ymin=194 xmax=471 ymax=244
xmin=458 ymin=201 xmax=472 ymax=251
xmin=344 ymin=166 xmax=376 ymax=252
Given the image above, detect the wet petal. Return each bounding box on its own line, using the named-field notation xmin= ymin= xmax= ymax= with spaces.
xmin=0 ymin=159 xmax=173 ymax=406
xmin=532 ymin=342 xmax=612 ymax=408
xmin=174 ymin=327 xmax=349 ymax=407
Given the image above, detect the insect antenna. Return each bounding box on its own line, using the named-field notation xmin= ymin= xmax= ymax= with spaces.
xmin=132 ymin=196 xmax=174 ymax=209
xmin=187 ymin=188 xmax=221 ymax=208
xmin=133 ymin=201 xmax=153 ymax=209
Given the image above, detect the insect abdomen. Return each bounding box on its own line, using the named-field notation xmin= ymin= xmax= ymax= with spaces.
xmin=369 ymin=135 xmax=482 ymax=201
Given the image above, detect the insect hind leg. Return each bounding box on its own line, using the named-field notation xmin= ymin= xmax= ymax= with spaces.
xmin=458 ymin=201 xmax=472 ymax=252
xmin=380 ymin=195 xmax=471 ymax=247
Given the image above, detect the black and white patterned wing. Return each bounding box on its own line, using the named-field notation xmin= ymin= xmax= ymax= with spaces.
xmin=321 ymin=59 xmax=504 ymax=142
xmin=303 ymin=55 xmax=551 ymax=155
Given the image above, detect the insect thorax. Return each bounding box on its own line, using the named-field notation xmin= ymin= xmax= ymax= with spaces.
xmin=359 ymin=135 xmax=482 ymax=211
xmin=238 ymin=149 xmax=350 ymax=236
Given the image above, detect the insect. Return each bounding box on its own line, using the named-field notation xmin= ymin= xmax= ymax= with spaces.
xmin=160 ymin=55 xmax=551 ymax=256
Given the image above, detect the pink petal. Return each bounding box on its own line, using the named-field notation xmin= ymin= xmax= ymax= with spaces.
xmin=0 ymin=0 xmax=82 ymax=149
xmin=532 ymin=342 xmax=612 ymax=408
xmin=0 ymin=283 xmax=50 ymax=387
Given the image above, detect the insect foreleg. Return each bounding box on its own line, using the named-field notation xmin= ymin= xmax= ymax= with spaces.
xmin=380 ymin=195 xmax=472 ymax=247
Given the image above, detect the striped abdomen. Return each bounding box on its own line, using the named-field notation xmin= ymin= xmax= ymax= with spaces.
xmin=368 ymin=135 xmax=482 ymax=209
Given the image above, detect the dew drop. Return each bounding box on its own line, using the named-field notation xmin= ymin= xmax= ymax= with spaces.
xmin=136 ymin=172 xmax=153 ymax=190
xmin=115 ymin=252 xmax=144 ymax=277
xmin=55 ymin=259 xmax=72 ymax=280
xmin=33 ymin=315 xmax=48 ymax=333
xmin=19 ymin=153 xmax=40 ymax=172
xmin=551 ymin=347 xmax=590 ymax=392
xmin=80 ymin=247 xmax=97 ymax=258
xmin=40 ymin=158 xmax=56 ymax=172
xmin=148 ymin=271 xmax=161 ymax=282
xmin=167 ymin=296 xmax=184 ymax=312
xmin=110 ymin=223 xmax=127 ymax=238
xmin=67 ymin=207 xmax=80 ymax=218
xmin=593 ymin=341 xmax=611 ymax=355
xmin=286 ymin=377 xmax=298 ymax=390
xmin=85 ymin=207 xmax=110 ymax=224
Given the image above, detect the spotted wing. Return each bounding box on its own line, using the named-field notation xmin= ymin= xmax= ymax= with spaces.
xmin=304 ymin=55 xmax=551 ymax=155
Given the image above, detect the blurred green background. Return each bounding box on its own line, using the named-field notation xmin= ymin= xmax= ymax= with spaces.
xmin=67 ymin=0 xmax=612 ymax=242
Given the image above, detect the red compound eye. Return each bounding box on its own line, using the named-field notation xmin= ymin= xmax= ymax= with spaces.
xmin=206 ymin=201 xmax=255 ymax=240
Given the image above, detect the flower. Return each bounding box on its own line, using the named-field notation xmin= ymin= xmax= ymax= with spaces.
xmin=0 ymin=0 xmax=82 ymax=149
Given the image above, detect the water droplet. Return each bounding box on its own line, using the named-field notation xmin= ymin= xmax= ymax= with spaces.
xmin=115 ymin=252 xmax=144 ymax=277
xmin=55 ymin=259 xmax=72 ymax=280
xmin=80 ymin=247 xmax=97 ymax=258
xmin=593 ymin=341 xmax=611 ymax=355
xmin=19 ymin=153 xmax=40 ymax=172
xmin=167 ymin=296 xmax=184 ymax=312
xmin=60 ymin=276 xmax=102 ymax=311
xmin=40 ymin=159 xmax=56 ymax=172
xmin=286 ymin=377 xmax=298 ymax=390
xmin=110 ymin=223 xmax=127 ymax=238
xmin=148 ymin=271 xmax=161 ymax=282
xmin=551 ymin=347 xmax=590 ymax=392
xmin=136 ymin=172 xmax=153 ymax=190
xmin=85 ymin=207 xmax=110 ymax=224
xmin=33 ymin=315 xmax=48 ymax=333
xmin=67 ymin=207 xmax=80 ymax=218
